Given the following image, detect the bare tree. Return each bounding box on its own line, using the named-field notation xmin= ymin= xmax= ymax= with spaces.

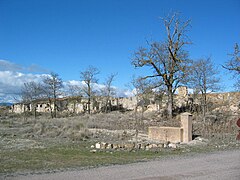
xmin=67 ymin=84 xmax=82 ymax=114
xmin=129 ymin=76 xmax=156 ymax=143
xmin=21 ymin=81 xmax=43 ymax=118
xmin=132 ymin=13 xmax=191 ymax=119
xmin=42 ymin=72 xmax=63 ymax=118
xmin=101 ymin=73 xmax=117 ymax=113
xmin=135 ymin=77 xmax=156 ymax=116
xmin=188 ymin=57 xmax=220 ymax=121
xmin=223 ymin=43 xmax=240 ymax=90
xmin=67 ymin=84 xmax=82 ymax=97
xmin=80 ymin=66 xmax=99 ymax=114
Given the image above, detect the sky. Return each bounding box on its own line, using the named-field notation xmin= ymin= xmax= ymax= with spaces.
xmin=0 ymin=0 xmax=239 ymax=102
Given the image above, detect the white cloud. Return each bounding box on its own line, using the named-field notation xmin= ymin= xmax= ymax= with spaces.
xmin=0 ymin=71 xmax=46 ymax=103
xmin=0 ymin=71 xmax=136 ymax=103
xmin=64 ymin=80 xmax=86 ymax=87
xmin=0 ymin=60 xmax=50 ymax=103
xmin=0 ymin=60 xmax=133 ymax=103
xmin=63 ymin=80 xmax=133 ymax=98
xmin=114 ymin=88 xmax=135 ymax=97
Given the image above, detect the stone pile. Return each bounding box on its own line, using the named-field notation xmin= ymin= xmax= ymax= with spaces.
xmin=90 ymin=141 xmax=179 ymax=152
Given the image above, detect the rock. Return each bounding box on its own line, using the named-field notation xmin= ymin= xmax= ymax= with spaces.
xmin=195 ymin=137 xmax=208 ymax=142
xmin=125 ymin=143 xmax=135 ymax=150
xmin=230 ymin=105 xmax=238 ymax=112
xmin=113 ymin=144 xmax=119 ymax=149
xmin=163 ymin=141 xmax=171 ymax=148
xmin=158 ymin=143 xmax=164 ymax=148
xmin=136 ymin=143 xmax=142 ymax=149
xmin=107 ymin=143 xmax=113 ymax=149
xmin=119 ymin=143 xmax=125 ymax=149
xmin=149 ymin=144 xmax=158 ymax=149
xmin=90 ymin=149 xmax=97 ymax=153
xmin=101 ymin=142 xmax=108 ymax=149
xmin=163 ymin=144 xmax=168 ymax=148
xmin=95 ymin=142 xmax=101 ymax=149
xmin=90 ymin=145 xmax=95 ymax=149
xmin=168 ymin=143 xmax=177 ymax=149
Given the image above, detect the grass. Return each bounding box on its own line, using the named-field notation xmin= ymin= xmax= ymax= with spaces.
xmin=0 ymin=142 xmax=183 ymax=175
xmin=0 ymin=112 xmax=239 ymax=177
xmin=2 ymin=139 xmax=238 ymax=176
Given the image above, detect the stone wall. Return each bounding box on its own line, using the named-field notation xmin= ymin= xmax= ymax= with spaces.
xmin=148 ymin=113 xmax=192 ymax=143
xmin=177 ymin=86 xmax=188 ymax=97
xmin=148 ymin=127 xmax=183 ymax=143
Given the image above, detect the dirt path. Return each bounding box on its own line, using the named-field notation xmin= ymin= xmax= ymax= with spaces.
xmin=5 ymin=150 xmax=240 ymax=180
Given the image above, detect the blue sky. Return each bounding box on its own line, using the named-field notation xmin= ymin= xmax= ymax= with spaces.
xmin=0 ymin=0 xmax=239 ymax=102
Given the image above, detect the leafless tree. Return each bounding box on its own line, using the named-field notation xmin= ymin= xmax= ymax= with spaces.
xmin=129 ymin=76 xmax=156 ymax=143
xmin=67 ymin=84 xmax=82 ymax=97
xmin=101 ymin=73 xmax=117 ymax=113
xmin=67 ymin=84 xmax=82 ymax=114
xmin=21 ymin=81 xmax=43 ymax=118
xmin=132 ymin=13 xmax=191 ymax=119
xmin=42 ymin=72 xmax=63 ymax=118
xmin=135 ymin=77 xmax=156 ymax=114
xmin=188 ymin=57 xmax=220 ymax=121
xmin=80 ymin=66 xmax=100 ymax=114
xmin=223 ymin=43 xmax=240 ymax=90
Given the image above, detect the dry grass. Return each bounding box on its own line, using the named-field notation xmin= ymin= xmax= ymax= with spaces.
xmin=0 ymin=110 xmax=239 ymax=176
xmin=1 ymin=110 xmax=238 ymax=141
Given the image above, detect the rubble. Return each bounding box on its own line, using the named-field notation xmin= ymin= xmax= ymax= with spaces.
xmin=92 ymin=141 xmax=180 ymax=152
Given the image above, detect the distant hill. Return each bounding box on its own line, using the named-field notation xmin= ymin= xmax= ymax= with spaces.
xmin=0 ymin=102 xmax=13 ymax=106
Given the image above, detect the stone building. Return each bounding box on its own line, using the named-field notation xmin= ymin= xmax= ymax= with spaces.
xmin=9 ymin=90 xmax=240 ymax=115
xmin=177 ymin=86 xmax=188 ymax=97
xmin=10 ymin=96 xmax=138 ymax=114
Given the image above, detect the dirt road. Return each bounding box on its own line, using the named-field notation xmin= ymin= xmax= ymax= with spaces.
xmin=6 ymin=150 xmax=240 ymax=180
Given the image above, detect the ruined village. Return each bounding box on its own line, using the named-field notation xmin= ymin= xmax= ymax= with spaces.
xmin=1 ymin=85 xmax=240 ymax=153
xmin=1 ymin=81 xmax=240 ymax=178
xmin=0 ymin=1 xmax=240 ymax=179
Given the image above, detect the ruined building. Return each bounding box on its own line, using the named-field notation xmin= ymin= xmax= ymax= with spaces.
xmin=10 ymin=86 xmax=240 ymax=115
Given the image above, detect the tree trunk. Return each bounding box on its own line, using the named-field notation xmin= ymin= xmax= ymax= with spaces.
xmin=73 ymin=101 xmax=76 ymax=114
xmin=87 ymin=98 xmax=90 ymax=114
xmin=87 ymin=83 xmax=91 ymax=114
xmin=33 ymin=103 xmax=37 ymax=119
xmin=202 ymin=93 xmax=207 ymax=122
xmin=135 ymin=106 xmax=139 ymax=144
xmin=52 ymin=99 xmax=56 ymax=118
xmin=49 ymin=99 xmax=54 ymax=118
xmin=104 ymin=100 xmax=108 ymax=113
xmin=167 ymin=86 xmax=173 ymax=120
xmin=104 ymin=96 xmax=111 ymax=113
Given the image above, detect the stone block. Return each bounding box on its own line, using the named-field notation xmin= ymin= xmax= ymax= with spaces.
xmin=148 ymin=127 xmax=183 ymax=143
xmin=95 ymin=142 xmax=101 ymax=149
xmin=181 ymin=112 xmax=192 ymax=143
